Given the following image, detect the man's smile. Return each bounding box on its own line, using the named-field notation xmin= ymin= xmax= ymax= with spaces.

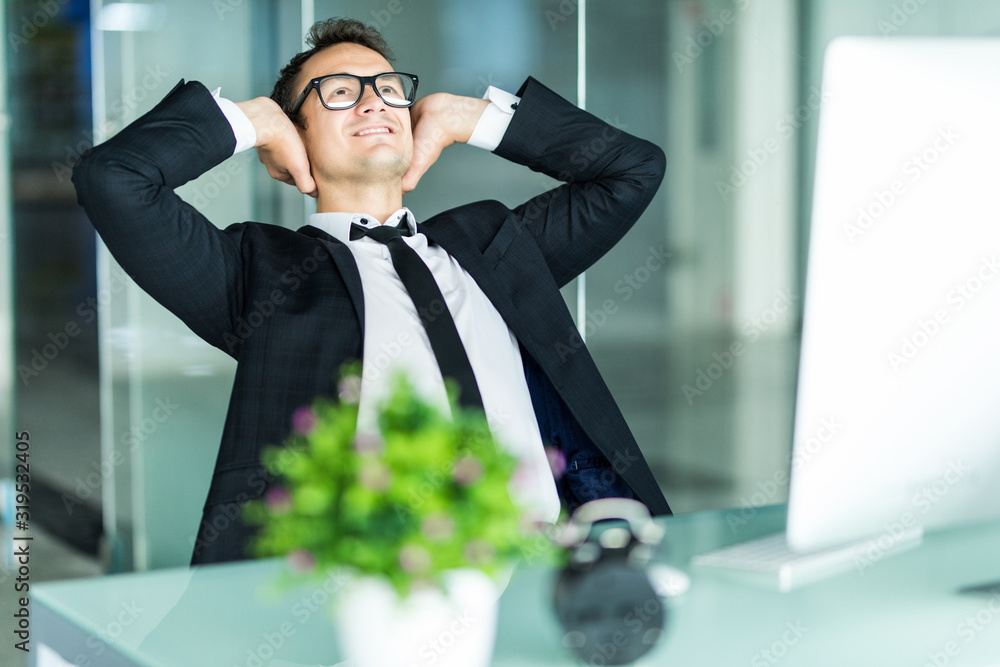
xmin=353 ymin=125 xmax=395 ymax=137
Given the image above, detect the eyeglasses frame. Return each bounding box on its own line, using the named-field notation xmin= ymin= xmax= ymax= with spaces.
xmin=289 ymin=72 xmax=419 ymax=116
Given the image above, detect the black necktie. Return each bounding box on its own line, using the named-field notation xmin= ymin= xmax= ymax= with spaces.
xmin=350 ymin=220 xmax=484 ymax=410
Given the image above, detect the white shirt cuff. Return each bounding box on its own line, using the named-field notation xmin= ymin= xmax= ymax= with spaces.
xmin=467 ymin=86 xmax=520 ymax=152
xmin=211 ymin=87 xmax=257 ymax=155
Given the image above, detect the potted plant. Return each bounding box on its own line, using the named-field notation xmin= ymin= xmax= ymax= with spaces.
xmin=244 ymin=370 xmax=556 ymax=666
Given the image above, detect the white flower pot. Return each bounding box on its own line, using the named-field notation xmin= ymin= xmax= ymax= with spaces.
xmin=333 ymin=568 xmax=505 ymax=667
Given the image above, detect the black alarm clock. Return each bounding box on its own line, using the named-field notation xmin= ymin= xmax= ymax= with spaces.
xmin=552 ymin=498 xmax=672 ymax=665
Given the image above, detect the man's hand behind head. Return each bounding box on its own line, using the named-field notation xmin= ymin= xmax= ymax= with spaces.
xmin=402 ymin=93 xmax=490 ymax=194
xmin=236 ymin=97 xmax=318 ymax=198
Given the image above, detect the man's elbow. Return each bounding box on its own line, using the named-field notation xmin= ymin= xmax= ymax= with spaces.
xmin=652 ymin=143 xmax=666 ymax=183
xmin=71 ymin=146 xmax=107 ymax=210
xmin=623 ymin=139 xmax=666 ymax=208
xmin=72 ymin=146 xmax=147 ymax=222
xmin=640 ymin=140 xmax=666 ymax=189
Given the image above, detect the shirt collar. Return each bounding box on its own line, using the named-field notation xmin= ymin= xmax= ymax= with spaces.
xmin=307 ymin=207 xmax=416 ymax=244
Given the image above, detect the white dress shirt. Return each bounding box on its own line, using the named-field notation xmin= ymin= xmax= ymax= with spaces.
xmin=211 ymin=87 xmax=560 ymax=523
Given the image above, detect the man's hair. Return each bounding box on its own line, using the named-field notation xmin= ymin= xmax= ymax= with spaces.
xmin=270 ymin=18 xmax=396 ymax=125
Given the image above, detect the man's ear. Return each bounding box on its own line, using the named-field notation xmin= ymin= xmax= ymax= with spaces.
xmin=292 ymin=122 xmax=318 ymax=198
xmin=295 ymin=123 xmax=312 ymax=158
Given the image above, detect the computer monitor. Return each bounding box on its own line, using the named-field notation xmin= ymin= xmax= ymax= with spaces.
xmin=786 ymin=37 xmax=1000 ymax=552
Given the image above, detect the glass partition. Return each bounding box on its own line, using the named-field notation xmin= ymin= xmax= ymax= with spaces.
xmin=91 ymin=0 xmax=306 ymax=571
xmin=585 ymin=0 xmax=800 ymax=512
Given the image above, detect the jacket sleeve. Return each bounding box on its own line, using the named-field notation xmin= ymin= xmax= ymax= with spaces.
xmin=493 ymin=77 xmax=666 ymax=289
xmin=72 ymin=79 xmax=247 ymax=356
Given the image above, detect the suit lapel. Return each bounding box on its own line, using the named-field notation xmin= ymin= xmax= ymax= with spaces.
xmin=297 ymin=225 xmax=366 ymax=337
xmin=420 ymin=216 xmax=539 ymax=353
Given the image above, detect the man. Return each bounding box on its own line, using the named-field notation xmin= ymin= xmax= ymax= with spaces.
xmin=73 ymin=18 xmax=670 ymax=566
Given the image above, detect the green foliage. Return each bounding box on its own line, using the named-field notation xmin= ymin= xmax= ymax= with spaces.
xmin=245 ymin=370 xmax=555 ymax=598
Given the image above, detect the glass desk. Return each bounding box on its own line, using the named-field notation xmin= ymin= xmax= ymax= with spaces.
xmin=31 ymin=505 xmax=1000 ymax=665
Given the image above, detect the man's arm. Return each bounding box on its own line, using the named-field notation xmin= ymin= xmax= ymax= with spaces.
xmin=373 ymin=78 xmax=665 ymax=288
xmin=497 ymin=77 xmax=666 ymax=289
xmin=73 ymin=80 xmax=251 ymax=355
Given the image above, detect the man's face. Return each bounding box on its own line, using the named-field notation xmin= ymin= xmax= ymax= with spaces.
xmin=294 ymin=42 xmax=413 ymax=187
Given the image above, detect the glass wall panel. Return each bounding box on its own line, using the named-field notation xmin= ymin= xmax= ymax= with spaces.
xmin=92 ymin=0 xmax=305 ymax=570
xmin=7 ymin=0 xmax=102 ymax=558
xmin=585 ymin=0 xmax=800 ymax=513
xmin=581 ymin=1 xmax=675 ymax=508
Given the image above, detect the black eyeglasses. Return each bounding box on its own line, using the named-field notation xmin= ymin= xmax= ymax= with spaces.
xmin=289 ymin=72 xmax=419 ymax=115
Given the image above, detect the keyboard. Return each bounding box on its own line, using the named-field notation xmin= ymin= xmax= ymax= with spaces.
xmin=690 ymin=528 xmax=923 ymax=591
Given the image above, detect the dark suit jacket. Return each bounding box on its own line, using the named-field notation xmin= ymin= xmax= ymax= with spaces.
xmin=73 ymin=76 xmax=671 ymax=566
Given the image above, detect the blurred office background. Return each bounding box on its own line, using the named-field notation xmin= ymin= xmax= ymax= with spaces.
xmin=2 ymin=0 xmax=999 ymax=641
